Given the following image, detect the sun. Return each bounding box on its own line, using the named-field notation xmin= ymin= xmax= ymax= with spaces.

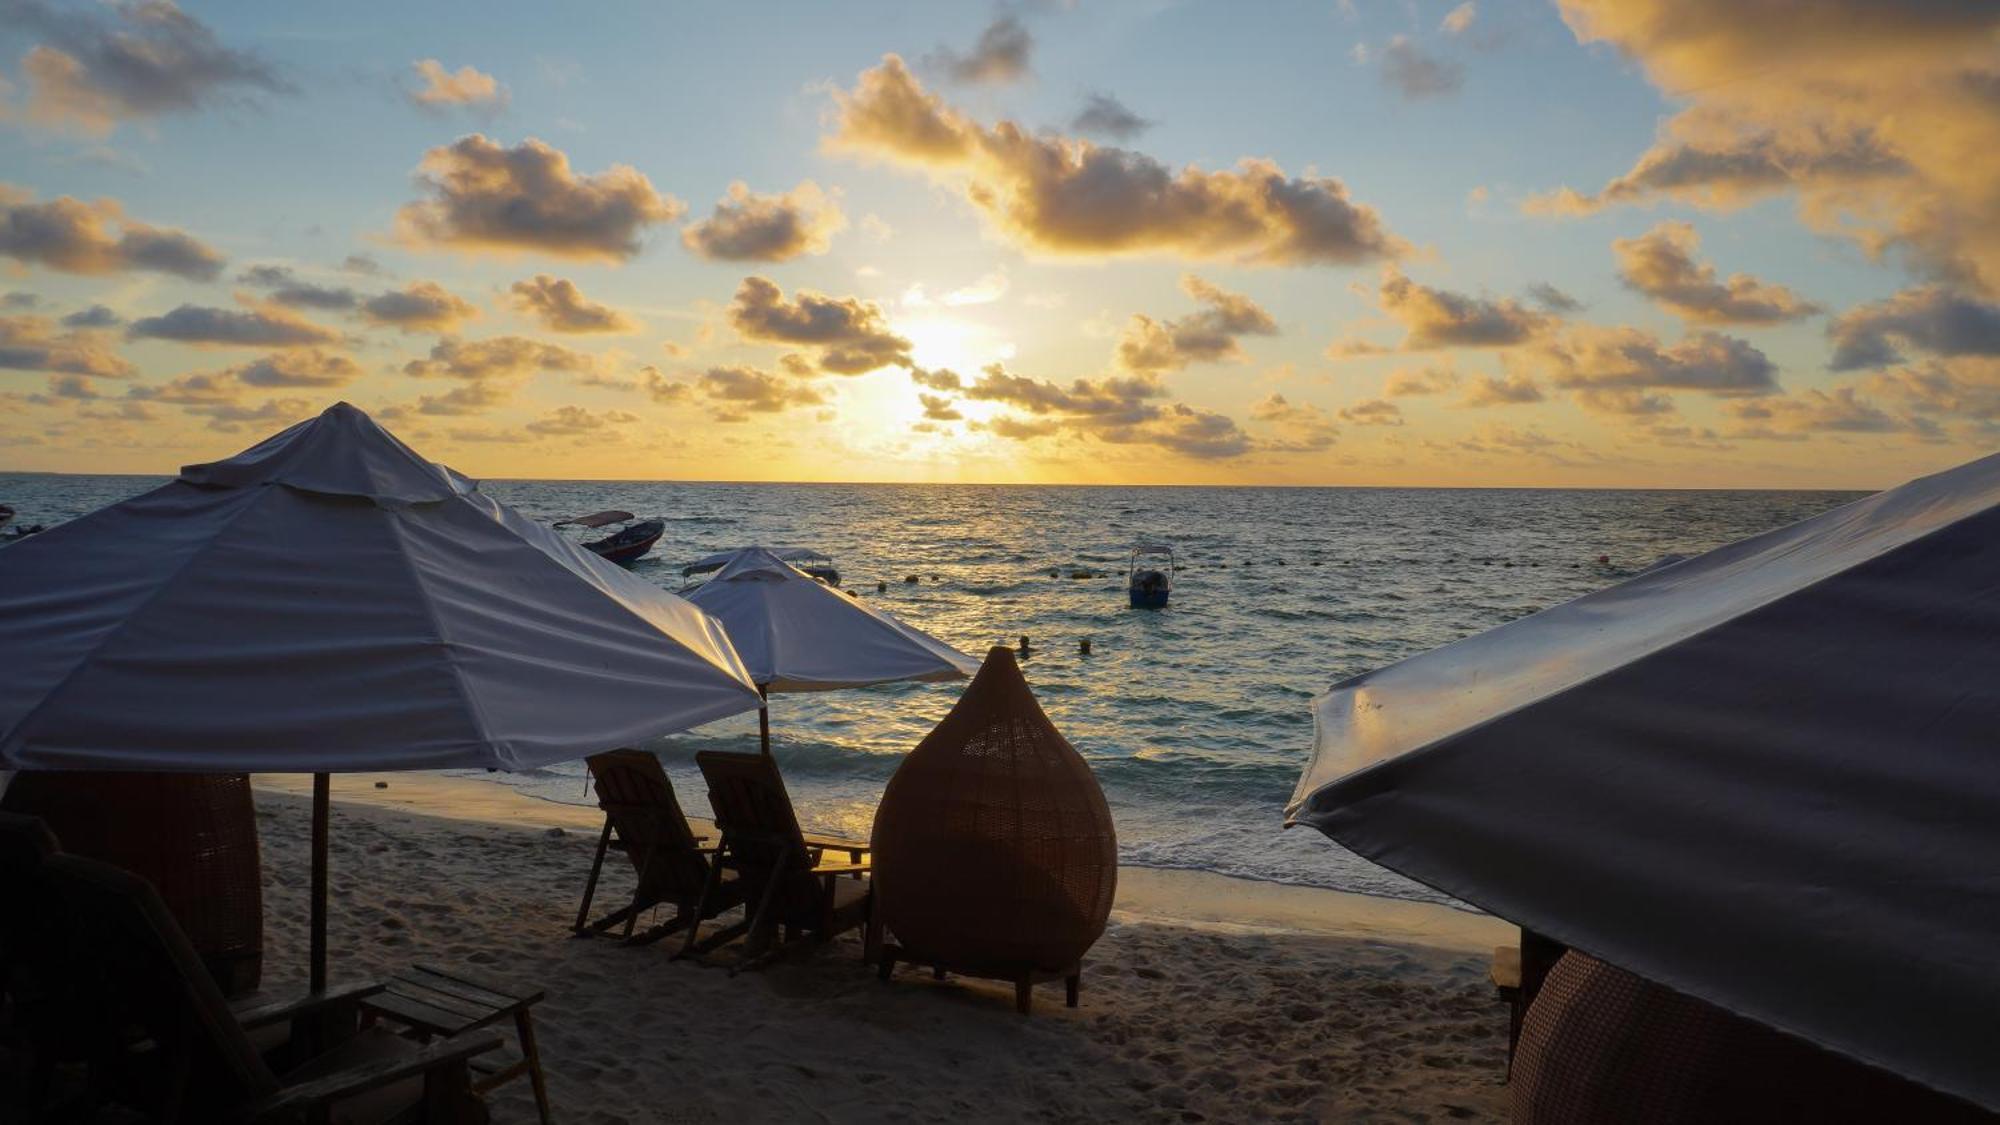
xmin=897 ymin=315 xmax=1015 ymax=377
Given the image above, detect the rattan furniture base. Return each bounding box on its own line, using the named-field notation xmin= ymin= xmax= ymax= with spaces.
xmin=876 ymin=943 xmax=1081 ymax=1015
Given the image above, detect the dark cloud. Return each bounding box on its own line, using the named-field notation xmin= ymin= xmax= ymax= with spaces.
xmin=340 ymin=254 xmax=386 ymax=277
xmin=1379 ymin=36 xmax=1463 ymax=100
xmin=1725 ymin=386 xmax=1910 ymax=439
xmin=232 ymin=349 xmax=360 ymax=388
xmin=401 ymin=335 xmax=598 ymax=382
xmin=1116 ymin=275 xmax=1277 ymax=373
xmin=127 ymin=304 xmax=342 ymax=348
xmin=1827 ymin=285 xmax=2000 ymax=370
xmin=237 ymin=264 xmax=359 ymax=310
xmin=0 ymin=314 xmax=134 ymax=377
xmin=1364 ymin=270 xmax=1554 ymax=351
xmin=681 ymin=181 xmax=845 ymax=262
xmin=909 ymin=366 xmax=963 ymax=391
xmin=727 ymin=275 xmax=912 ymax=374
xmin=1536 ymin=326 xmax=1778 ymax=396
xmin=697 ymin=365 xmax=828 ymax=421
xmin=60 ymin=303 xmax=120 ymax=328
xmin=930 ymin=17 xmax=1031 ymax=85
xmin=1070 ymin=92 xmax=1153 ymax=140
xmin=1614 ymin=222 xmax=1819 ymax=324
xmin=395 ymin=135 xmax=685 ymax=261
xmin=1459 ymin=372 xmax=1545 ymax=406
xmin=360 ymin=281 xmax=479 ymax=333
xmin=963 ymin=362 xmax=1252 ymax=458
xmin=507 ymin=274 xmax=638 ymax=334
xmin=0 ymin=186 xmax=224 ymax=279
xmin=1525 ymin=282 xmax=1582 ymax=313
xmin=1383 ymin=364 xmax=1460 ymax=396
xmin=2 ymin=0 xmax=289 ymax=136
xmin=829 ymin=56 xmax=1406 ymax=267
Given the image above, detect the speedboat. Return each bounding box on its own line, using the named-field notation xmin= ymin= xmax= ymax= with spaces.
xmin=1128 ymin=543 xmax=1174 ymax=609
xmin=555 ymin=510 xmax=664 ymax=566
xmin=682 ymin=545 xmax=839 ymax=586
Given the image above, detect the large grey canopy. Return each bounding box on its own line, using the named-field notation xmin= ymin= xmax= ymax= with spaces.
xmin=1288 ymin=451 xmax=2000 ymax=1110
xmin=0 ymin=402 xmax=762 ymax=772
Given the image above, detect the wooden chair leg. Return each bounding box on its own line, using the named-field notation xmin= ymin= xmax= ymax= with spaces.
xmin=1015 ymin=976 xmax=1033 ymax=1015
xmin=515 ymin=1008 xmax=553 ymax=1125
xmin=679 ymin=849 xmax=728 ymax=959
xmin=572 ymin=819 xmax=614 ymax=934
xmin=1066 ymin=971 xmax=1080 ymax=1008
xmin=877 ymin=947 xmax=896 ymax=981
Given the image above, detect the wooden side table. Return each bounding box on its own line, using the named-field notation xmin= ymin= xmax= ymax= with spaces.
xmin=358 ymin=963 xmax=552 ymax=1124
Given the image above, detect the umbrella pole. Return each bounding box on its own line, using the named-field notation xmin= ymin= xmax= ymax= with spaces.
xmin=310 ymin=772 xmax=329 ymax=993
xmin=758 ymin=685 xmax=771 ymax=757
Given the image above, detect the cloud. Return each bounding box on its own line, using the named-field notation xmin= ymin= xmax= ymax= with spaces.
xmin=1071 ymin=92 xmax=1152 ymax=140
xmin=902 ymin=270 xmax=1010 ymax=309
xmin=1384 ymin=364 xmax=1460 ymax=396
xmin=1115 ymin=275 xmax=1277 ymax=373
xmin=395 ymin=135 xmax=685 ymax=261
xmin=125 ymin=369 xmax=241 ymax=405
xmin=409 ymin=382 xmax=514 ymax=416
xmin=1379 ymin=36 xmax=1463 ymax=100
xmin=827 ymin=56 xmax=1406 ymax=267
xmin=727 ymin=275 xmax=912 ymax=374
xmin=918 ymin=392 xmax=962 ymax=421
xmin=681 ymin=180 xmax=846 ymax=262
xmin=183 ymin=398 xmax=314 ymax=434
xmin=697 ymin=365 xmax=828 ymax=421
xmin=127 ymin=304 xmax=342 ymax=348
xmin=1441 ymin=2 xmax=1477 ymax=35
xmin=60 ymin=303 xmax=120 ymax=328
xmin=1534 ymin=325 xmax=1778 ymax=396
xmin=0 ymin=185 xmax=224 ymax=279
xmin=231 ymin=349 xmax=359 ymax=388
xmin=1460 ymin=373 xmax=1545 ymax=406
xmin=909 ymin=366 xmax=962 ymax=391
xmin=963 ymin=361 xmax=1252 ymax=458
xmin=1826 ymin=285 xmax=2000 ymax=370
xmin=1531 ymin=1 xmax=2000 ymax=292
xmin=237 ymin=265 xmax=359 ymax=311
xmin=507 ymin=274 xmax=638 ymax=334
xmin=930 ymin=16 xmax=1032 ymax=85
xmin=1251 ymin=393 xmax=1340 ymax=448
xmin=408 ymin=59 xmax=507 ymax=111
xmin=360 ymin=281 xmax=479 ymax=332
xmin=0 ymin=314 xmax=134 ymax=376
xmin=642 ymin=366 xmax=691 ymax=404
xmin=1 ymin=0 xmax=288 ymax=136
xmin=1725 ymin=386 xmax=1908 ymax=439
xmin=340 ymin=254 xmax=385 ymax=277
xmin=1370 ymin=269 xmax=1554 ymax=350
xmin=1339 ymin=397 xmax=1403 ymax=426
xmin=1525 ymin=282 xmax=1582 ymax=313
xmin=2 ymin=292 xmax=36 ymax=309
xmin=401 ymin=334 xmax=598 ymax=382
xmin=524 ymin=405 xmax=638 ymax=436
xmin=1613 ymin=221 xmax=1819 ymax=324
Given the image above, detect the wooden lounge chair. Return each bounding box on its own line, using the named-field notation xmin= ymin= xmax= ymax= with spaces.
xmin=686 ymin=751 xmax=872 ymax=972
xmin=572 ymin=749 xmax=744 ymax=945
xmin=40 ymin=852 xmax=500 ymax=1124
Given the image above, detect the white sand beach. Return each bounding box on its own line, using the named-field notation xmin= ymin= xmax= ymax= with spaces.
xmin=251 ymin=775 xmax=1513 ymax=1124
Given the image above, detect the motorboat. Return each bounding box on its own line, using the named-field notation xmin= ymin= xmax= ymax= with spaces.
xmin=682 ymin=546 xmax=839 ymax=586
xmin=1129 ymin=543 xmax=1174 ymax=609
xmin=555 ymin=510 xmax=664 ymax=566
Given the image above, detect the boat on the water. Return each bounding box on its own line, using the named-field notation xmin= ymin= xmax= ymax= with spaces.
xmin=682 ymin=545 xmax=839 ymax=586
xmin=1129 ymin=543 xmax=1174 ymax=609
xmin=0 ymin=505 xmax=11 ymax=532
xmin=555 ymin=510 xmax=665 ymax=566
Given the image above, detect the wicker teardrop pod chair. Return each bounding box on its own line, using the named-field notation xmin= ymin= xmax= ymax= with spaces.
xmin=870 ymin=645 xmax=1117 ymax=1014
xmin=1512 ymin=952 xmax=1993 ymax=1124
xmin=0 ymin=771 xmax=265 ymax=997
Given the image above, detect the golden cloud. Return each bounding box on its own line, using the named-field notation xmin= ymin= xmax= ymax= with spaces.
xmin=0 ymin=185 xmax=224 ymax=279
xmin=507 ymin=275 xmax=639 ymax=334
xmin=1116 ymin=276 xmax=1277 ymax=373
xmin=727 ymin=276 xmax=911 ymax=374
xmin=395 ymin=135 xmax=684 ymax=261
xmin=682 ymin=181 xmax=846 ymax=263
xmin=1614 ymin=222 xmax=1819 ymax=324
xmin=0 ymin=314 xmax=134 ymax=377
xmin=827 ymin=56 xmax=1406 ymax=267
xmin=361 ymin=281 xmax=480 ymax=333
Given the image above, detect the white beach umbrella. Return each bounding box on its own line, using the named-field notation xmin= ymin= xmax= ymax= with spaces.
xmin=684 ymin=546 xmax=980 ymax=753
xmin=1286 ymin=450 xmax=2000 ymax=1111
xmin=0 ymin=402 xmax=763 ymax=987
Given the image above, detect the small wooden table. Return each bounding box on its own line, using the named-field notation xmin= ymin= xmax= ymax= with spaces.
xmin=359 ymin=963 xmax=552 ymax=1124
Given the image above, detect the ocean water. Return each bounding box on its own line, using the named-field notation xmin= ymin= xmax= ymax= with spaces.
xmin=0 ymin=473 xmax=1861 ymax=905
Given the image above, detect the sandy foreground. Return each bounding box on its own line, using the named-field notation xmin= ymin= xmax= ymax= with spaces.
xmin=248 ymin=773 xmax=1514 ymax=1124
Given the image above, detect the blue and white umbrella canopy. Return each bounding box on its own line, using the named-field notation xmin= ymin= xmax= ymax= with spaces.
xmin=1288 ymin=450 xmax=2000 ymax=1110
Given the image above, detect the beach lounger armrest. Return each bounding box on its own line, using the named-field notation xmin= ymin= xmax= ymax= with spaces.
xmin=247 ymin=1031 xmax=504 ymax=1120
xmin=813 ymin=862 xmax=871 ymax=877
xmin=231 ymin=980 xmax=385 ymax=1031
xmin=803 ymin=834 xmax=870 ymax=853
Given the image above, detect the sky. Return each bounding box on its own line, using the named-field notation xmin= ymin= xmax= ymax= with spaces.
xmin=0 ymin=1 xmax=1995 ymax=488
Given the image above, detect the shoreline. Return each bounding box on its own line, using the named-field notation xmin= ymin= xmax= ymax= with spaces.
xmin=253 ymin=770 xmax=1509 ymax=954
